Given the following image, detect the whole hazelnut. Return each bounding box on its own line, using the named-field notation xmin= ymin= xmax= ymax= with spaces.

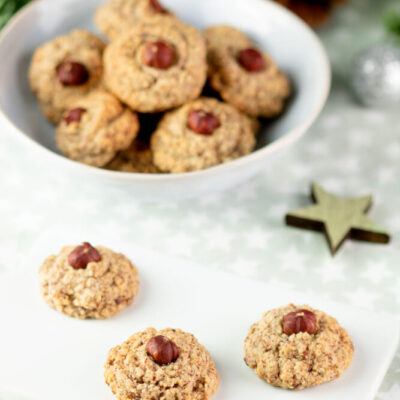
xmin=237 ymin=48 xmax=266 ymax=72
xmin=146 ymin=335 xmax=179 ymax=365
xmin=68 ymin=242 xmax=101 ymax=270
xmin=149 ymin=0 xmax=167 ymax=13
xmin=283 ymin=309 xmax=317 ymax=335
xmin=142 ymin=41 xmax=175 ymax=69
xmin=64 ymin=108 xmax=86 ymax=125
xmin=187 ymin=109 xmax=221 ymax=135
xmin=57 ymin=61 xmax=90 ymax=86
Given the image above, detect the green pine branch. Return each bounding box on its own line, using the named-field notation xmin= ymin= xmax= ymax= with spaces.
xmin=385 ymin=9 xmax=400 ymax=41
xmin=0 ymin=0 xmax=31 ymax=30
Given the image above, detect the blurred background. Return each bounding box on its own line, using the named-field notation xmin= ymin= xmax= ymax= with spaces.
xmin=0 ymin=1 xmax=399 ymax=399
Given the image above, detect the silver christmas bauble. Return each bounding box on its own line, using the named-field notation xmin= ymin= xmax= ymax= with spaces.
xmin=351 ymin=43 xmax=400 ymax=107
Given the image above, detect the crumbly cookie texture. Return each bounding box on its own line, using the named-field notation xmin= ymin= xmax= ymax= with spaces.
xmin=205 ymin=25 xmax=291 ymax=118
xmin=39 ymin=244 xmax=139 ymax=319
xmin=29 ymin=29 xmax=105 ymax=124
xmin=95 ymin=0 xmax=174 ymax=41
xmin=151 ymin=97 xmax=256 ymax=173
xmin=244 ymin=304 xmax=354 ymax=390
xmin=104 ymin=327 xmax=219 ymax=400
xmin=103 ymin=18 xmax=207 ymax=113
xmin=106 ymin=140 xmax=159 ymax=173
xmin=55 ymin=89 xmax=139 ymax=167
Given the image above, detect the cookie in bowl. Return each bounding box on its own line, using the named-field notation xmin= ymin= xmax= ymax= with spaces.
xmin=106 ymin=139 xmax=159 ymax=173
xmin=95 ymin=0 xmax=174 ymax=41
xmin=55 ymin=89 xmax=139 ymax=167
xmin=39 ymin=242 xmax=140 ymax=319
xmin=104 ymin=327 xmax=219 ymax=400
xmin=244 ymin=304 xmax=354 ymax=390
xmin=205 ymin=25 xmax=291 ymax=118
xmin=29 ymin=29 xmax=105 ymax=124
xmin=150 ymin=97 xmax=257 ymax=173
xmin=103 ymin=18 xmax=207 ymax=113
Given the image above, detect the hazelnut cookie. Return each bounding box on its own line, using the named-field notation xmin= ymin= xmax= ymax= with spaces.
xmin=104 ymin=327 xmax=219 ymax=400
xmin=39 ymin=242 xmax=139 ymax=319
xmin=55 ymin=89 xmax=139 ymax=167
xmin=205 ymin=25 xmax=290 ymax=118
xmin=106 ymin=140 xmax=159 ymax=173
xmin=150 ymin=97 xmax=256 ymax=173
xmin=29 ymin=29 xmax=105 ymax=124
xmin=95 ymin=0 xmax=174 ymax=41
xmin=244 ymin=304 xmax=354 ymax=390
xmin=103 ymin=18 xmax=207 ymax=113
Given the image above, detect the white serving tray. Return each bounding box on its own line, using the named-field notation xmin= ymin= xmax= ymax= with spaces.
xmin=0 ymin=228 xmax=398 ymax=400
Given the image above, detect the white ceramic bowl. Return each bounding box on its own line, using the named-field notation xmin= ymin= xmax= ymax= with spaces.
xmin=0 ymin=0 xmax=330 ymax=200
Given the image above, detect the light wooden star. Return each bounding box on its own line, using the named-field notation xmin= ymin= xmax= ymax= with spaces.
xmin=285 ymin=183 xmax=390 ymax=255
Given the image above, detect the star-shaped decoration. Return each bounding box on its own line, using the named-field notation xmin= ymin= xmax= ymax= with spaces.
xmin=285 ymin=183 xmax=390 ymax=255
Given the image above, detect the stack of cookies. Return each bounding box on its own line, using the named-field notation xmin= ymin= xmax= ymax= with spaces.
xmin=29 ymin=0 xmax=291 ymax=174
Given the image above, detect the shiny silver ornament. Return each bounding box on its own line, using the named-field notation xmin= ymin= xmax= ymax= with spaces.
xmin=351 ymin=44 xmax=400 ymax=107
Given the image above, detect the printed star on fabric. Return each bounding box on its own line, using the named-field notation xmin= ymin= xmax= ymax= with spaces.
xmin=285 ymin=183 xmax=390 ymax=255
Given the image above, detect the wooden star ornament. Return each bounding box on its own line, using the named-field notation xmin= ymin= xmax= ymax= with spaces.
xmin=285 ymin=183 xmax=390 ymax=255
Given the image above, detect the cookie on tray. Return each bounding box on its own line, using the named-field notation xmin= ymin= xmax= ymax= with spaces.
xmin=205 ymin=25 xmax=290 ymax=118
xmin=39 ymin=242 xmax=139 ymax=319
xmin=106 ymin=140 xmax=159 ymax=173
xmin=103 ymin=18 xmax=207 ymax=113
xmin=55 ymin=89 xmax=139 ymax=167
xmin=95 ymin=0 xmax=174 ymax=41
xmin=150 ymin=97 xmax=256 ymax=173
xmin=244 ymin=304 xmax=354 ymax=390
xmin=104 ymin=327 xmax=219 ymax=400
xmin=29 ymin=29 xmax=105 ymax=124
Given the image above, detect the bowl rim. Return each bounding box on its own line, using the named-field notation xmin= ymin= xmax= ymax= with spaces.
xmin=0 ymin=0 xmax=331 ymax=182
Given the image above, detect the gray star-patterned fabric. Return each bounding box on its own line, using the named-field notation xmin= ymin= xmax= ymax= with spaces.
xmin=0 ymin=0 xmax=399 ymax=399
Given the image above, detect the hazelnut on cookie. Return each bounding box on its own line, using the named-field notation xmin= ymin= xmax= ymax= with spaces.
xmin=29 ymin=29 xmax=105 ymax=124
xmin=103 ymin=18 xmax=207 ymax=113
xmin=150 ymin=97 xmax=256 ymax=173
xmin=244 ymin=304 xmax=354 ymax=390
xmin=39 ymin=242 xmax=139 ymax=319
xmin=205 ymin=25 xmax=291 ymax=118
xmin=104 ymin=327 xmax=219 ymax=400
xmin=106 ymin=140 xmax=159 ymax=173
xmin=55 ymin=89 xmax=139 ymax=167
xmin=95 ymin=0 xmax=173 ymax=41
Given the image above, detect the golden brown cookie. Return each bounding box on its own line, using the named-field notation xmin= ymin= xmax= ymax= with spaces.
xmin=29 ymin=29 xmax=105 ymax=124
xmin=106 ymin=140 xmax=159 ymax=173
xmin=95 ymin=0 xmax=174 ymax=41
xmin=39 ymin=242 xmax=139 ymax=319
xmin=104 ymin=327 xmax=219 ymax=400
xmin=103 ymin=18 xmax=207 ymax=113
xmin=55 ymin=89 xmax=139 ymax=167
xmin=150 ymin=97 xmax=256 ymax=173
xmin=205 ymin=25 xmax=290 ymax=118
xmin=244 ymin=304 xmax=354 ymax=390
